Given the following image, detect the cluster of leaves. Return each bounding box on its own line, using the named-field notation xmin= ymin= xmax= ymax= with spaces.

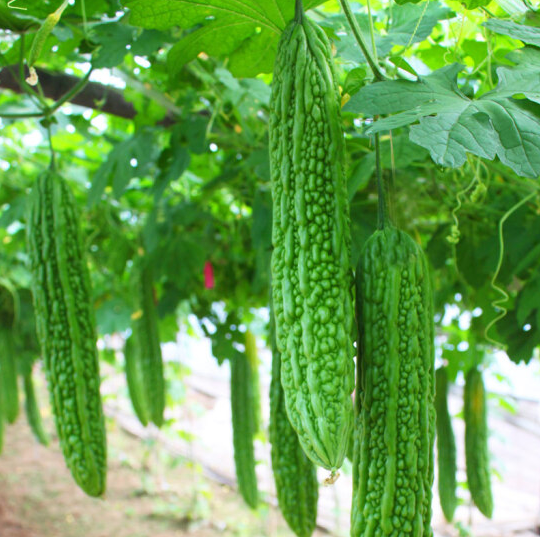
xmin=0 ymin=0 xmax=539 ymax=375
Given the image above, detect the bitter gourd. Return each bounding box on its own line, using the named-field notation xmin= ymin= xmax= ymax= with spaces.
xmin=26 ymin=170 xmax=106 ymax=497
xmin=131 ymin=261 xmax=165 ymax=428
xmin=23 ymin=369 xmax=50 ymax=446
xmin=124 ymin=335 xmax=150 ymax=427
xmin=230 ymin=348 xmax=258 ymax=509
xmin=435 ymin=367 xmax=457 ymax=522
xmin=245 ymin=330 xmax=262 ymax=435
xmin=464 ymin=367 xmax=493 ymax=518
xmin=270 ymin=310 xmax=318 ymax=537
xmin=269 ymin=8 xmax=354 ymax=472
xmin=0 ymin=328 xmax=19 ymax=424
xmin=352 ymin=226 xmax=435 ymax=537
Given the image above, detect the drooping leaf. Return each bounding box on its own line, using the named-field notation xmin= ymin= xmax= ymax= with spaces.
xmin=123 ymin=0 xmax=327 ymax=78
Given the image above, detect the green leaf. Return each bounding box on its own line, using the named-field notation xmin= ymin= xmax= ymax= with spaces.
xmin=484 ymin=19 xmax=540 ymax=47
xmin=92 ymin=22 xmax=136 ymax=68
xmin=89 ymin=130 xmax=158 ymax=203
xmin=345 ymin=64 xmax=540 ymax=177
xmin=124 ymin=0 xmax=327 ymax=78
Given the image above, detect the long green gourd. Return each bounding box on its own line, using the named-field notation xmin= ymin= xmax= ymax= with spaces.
xmin=0 ymin=377 xmax=4 ymax=454
xmin=435 ymin=367 xmax=457 ymax=522
xmin=0 ymin=329 xmax=19 ymax=424
xmin=123 ymin=335 xmax=150 ymax=427
xmin=269 ymin=6 xmax=354 ymax=472
xmin=352 ymin=226 xmax=435 ymax=537
xmin=270 ymin=309 xmax=318 ymax=537
xmin=23 ymin=370 xmax=50 ymax=446
xmin=244 ymin=330 xmax=262 ymax=435
xmin=131 ymin=262 xmax=165 ymax=428
xmin=230 ymin=344 xmax=258 ymax=509
xmin=27 ymin=170 xmax=106 ymax=497
xmin=464 ymin=367 xmax=493 ymax=518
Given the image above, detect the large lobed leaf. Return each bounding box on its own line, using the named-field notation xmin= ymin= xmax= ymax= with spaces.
xmin=123 ymin=0 xmax=327 ymax=77
xmin=344 ymin=55 xmax=540 ymax=178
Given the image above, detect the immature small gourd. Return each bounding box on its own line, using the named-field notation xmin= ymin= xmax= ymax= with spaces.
xmin=464 ymin=367 xmax=493 ymax=518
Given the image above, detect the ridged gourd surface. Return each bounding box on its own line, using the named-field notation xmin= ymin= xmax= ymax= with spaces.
xmin=435 ymin=367 xmax=457 ymax=522
xmin=230 ymin=351 xmax=258 ymax=509
xmin=27 ymin=171 xmax=106 ymax=497
xmin=269 ymin=14 xmax=354 ymax=471
xmin=270 ymin=313 xmax=318 ymax=537
xmin=464 ymin=367 xmax=493 ymax=518
xmin=352 ymin=226 xmax=435 ymax=537
xmin=132 ymin=263 xmax=165 ymax=428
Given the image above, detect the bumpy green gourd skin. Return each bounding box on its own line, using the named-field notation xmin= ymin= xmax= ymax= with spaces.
xmin=269 ymin=14 xmax=355 ymax=471
xmin=132 ymin=263 xmax=165 ymax=428
xmin=270 ymin=311 xmax=318 ymax=537
xmin=124 ymin=335 xmax=150 ymax=427
xmin=26 ymin=171 xmax=106 ymax=497
xmin=352 ymin=226 xmax=435 ymax=537
xmin=230 ymin=350 xmax=258 ymax=509
xmin=435 ymin=367 xmax=457 ymax=522
xmin=23 ymin=371 xmax=50 ymax=446
xmin=0 ymin=329 xmax=19 ymax=424
xmin=464 ymin=367 xmax=493 ymax=518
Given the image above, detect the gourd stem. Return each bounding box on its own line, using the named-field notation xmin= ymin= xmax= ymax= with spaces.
xmin=295 ymin=0 xmax=304 ymax=22
xmin=375 ymin=133 xmax=387 ymax=230
xmin=338 ymin=0 xmax=386 ymax=81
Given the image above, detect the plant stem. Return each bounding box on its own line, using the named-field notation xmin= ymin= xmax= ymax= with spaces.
xmin=375 ymin=133 xmax=387 ymax=229
xmin=295 ymin=0 xmax=304 ymax=22
xmin=338 ymin=0 xmax=386 ymax=81
xmin=365 ymin=0 xmax=378 ymax=66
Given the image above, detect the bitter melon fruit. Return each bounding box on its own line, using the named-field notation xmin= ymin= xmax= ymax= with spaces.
xmin=0 ymin=328 xmax=19 ymax=424
xmin=352 ymin=226 xmax=435 ymax=537
xmin=130 ymin=261 xmax=165 ymax=428
xmin=435 ymin=367 xmax=457 ymax=522
xmin=123 ymin=334 xmax=150 ymax=427
xmin=27 ymin=170 xmax=106 ymax=497
xmin=230 ymin=348 xmax=258 ymax=509
xmin=464 ymin=367 xmax=493 ymax=518
xmin=244 ymin=330 xmax=262 ymax=435
xmin=23 ymin=369 xmax=50 ymax=446
xmin=270 ymin=310 xmax=318 ymax=537
xmin=269 ymin=7 xmax=354 ymax=472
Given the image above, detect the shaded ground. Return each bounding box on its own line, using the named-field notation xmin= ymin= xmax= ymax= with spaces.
xmin=0 ymin=411 xmax=306 ymax=537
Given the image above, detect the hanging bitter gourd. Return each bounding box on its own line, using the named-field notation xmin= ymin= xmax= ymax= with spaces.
xmin=123 ymin=335 xmax=150 ymax=427
xmin=269 ymin=6 xmax=354 ymax=472
xmin=23 ymin=369 xmax=50 ymax=446
xmin=270 ymin=309 xmax=318 ymax=537
xmin=130 ymin=261 xmax=165 ymax=428
xmin=26 ymin=170 xmax=106 ymax=497
xmin=435 ymin=367 xmax=457 ymax=522
xmin=0 ymin=328 xmax=19 ymax=424
xmin=464 ymin=367 xmax=493 ymax=518
xmin=244 ymin=330 xmax=262 ymax=435
xmin=352 ymin=226 xmax=435 ymax=537
xmin=230 ymin=346 xmax=258 ymax=509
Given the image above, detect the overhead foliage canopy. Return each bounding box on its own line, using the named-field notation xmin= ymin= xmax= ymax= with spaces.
xmin=1 ymin=0 xmax=540 ymax=368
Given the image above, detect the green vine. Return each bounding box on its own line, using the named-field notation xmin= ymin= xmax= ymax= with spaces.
xmin=484 ymin=191 xmax=536 ymax=348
